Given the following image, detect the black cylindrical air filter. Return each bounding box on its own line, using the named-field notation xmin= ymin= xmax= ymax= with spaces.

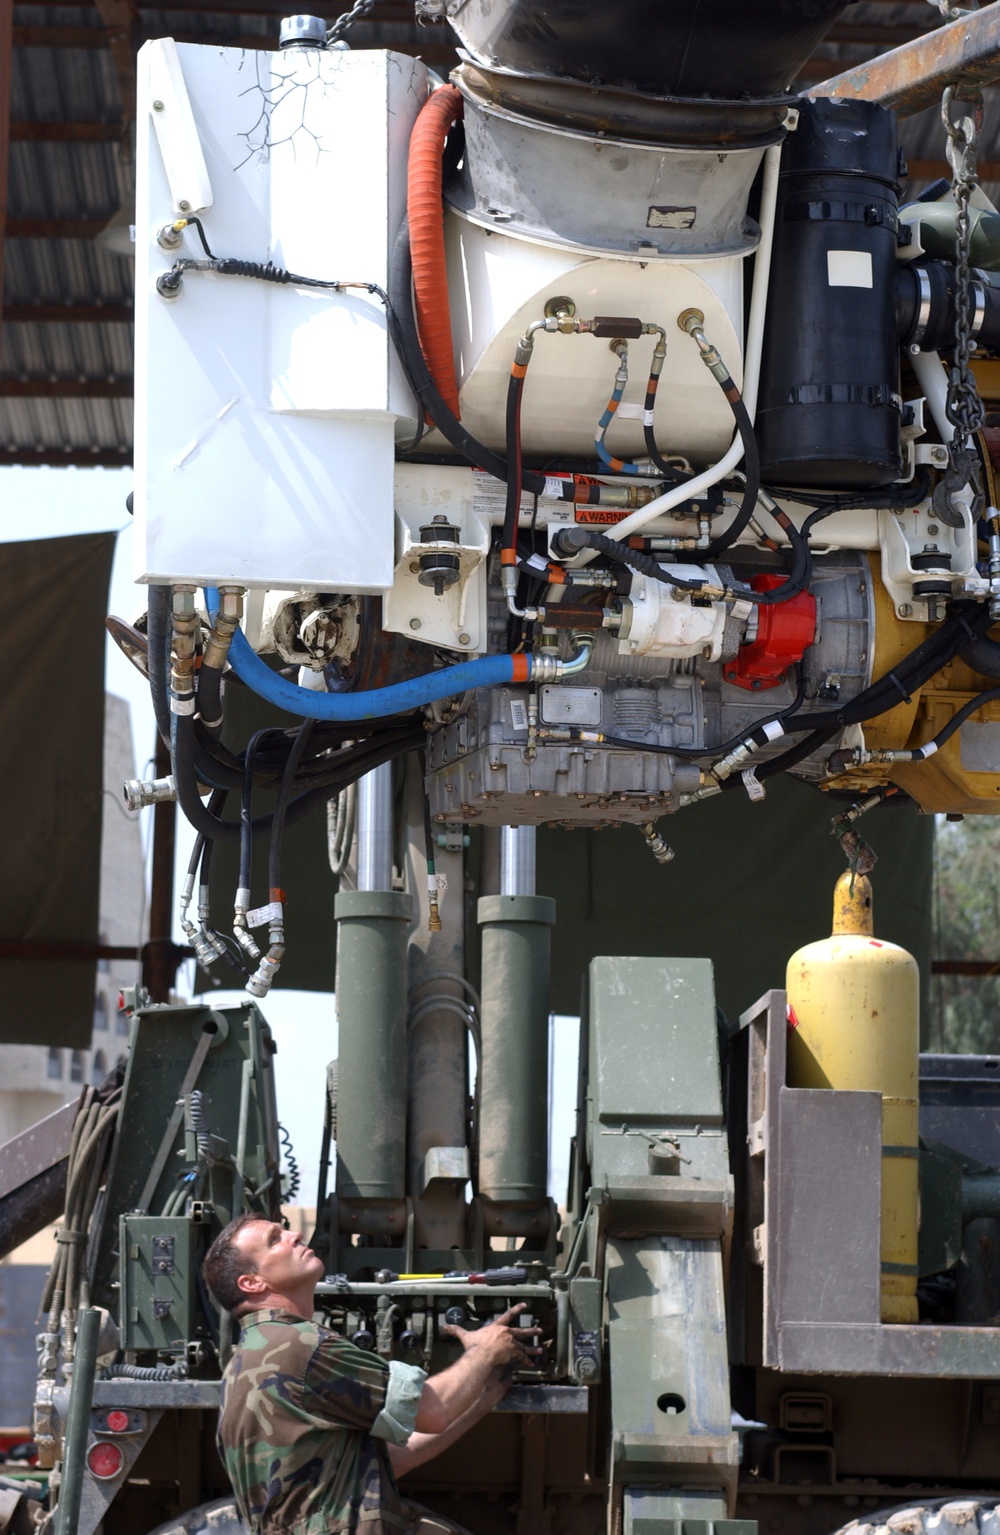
xmin=756 ymin=97 xmax=903 ymax=490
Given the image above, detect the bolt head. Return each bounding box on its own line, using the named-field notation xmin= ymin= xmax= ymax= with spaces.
xmin=178 ymin=200 xmax=191 ymax=212
xmin=458 ymin=632 xmax=471 ymax=645
xmin=409 ymin=618 xmax=422 ymax=630
xmin=899 ymin=603 xmax=913 ymax=617
xmin=153 ymin=99 xmax=165 ymax=111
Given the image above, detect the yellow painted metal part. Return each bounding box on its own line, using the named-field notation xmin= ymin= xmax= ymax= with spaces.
xmin=786 ymin=872 xmax=920 ymax=1324
xmin=822 ymin=552 xmax=1000 ymax=812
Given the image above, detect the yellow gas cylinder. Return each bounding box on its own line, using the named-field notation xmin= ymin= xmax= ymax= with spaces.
xmin=785 ymin=871 xmax=919 ymax=1324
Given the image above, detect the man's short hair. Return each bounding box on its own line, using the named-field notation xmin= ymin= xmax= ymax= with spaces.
xmin=202 ymin=1213 xmax=264 ymax=1316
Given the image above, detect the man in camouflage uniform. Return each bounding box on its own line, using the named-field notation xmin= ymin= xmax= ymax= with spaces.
xmin=203 ymin=1214 xmax=538 ymax=1535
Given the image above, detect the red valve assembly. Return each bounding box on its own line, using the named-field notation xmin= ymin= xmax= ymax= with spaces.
xmin=724 ymin=574 xmax=817 ymax=691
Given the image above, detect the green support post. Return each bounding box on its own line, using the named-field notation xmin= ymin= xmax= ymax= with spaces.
xmin=477 ymin=893 xmax=556 ymax=1205
xmin=55 ymin=1306 xmax=101 ymax=1535
xmin=334 ymin=890 xmax=413 ymax=1200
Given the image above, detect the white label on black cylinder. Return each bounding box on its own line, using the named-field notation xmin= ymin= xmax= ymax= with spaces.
xmin=827 ymin=250 xmax=874 ymax=288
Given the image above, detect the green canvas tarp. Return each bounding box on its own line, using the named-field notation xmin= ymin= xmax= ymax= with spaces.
xmin=0 ymin=532 xmax=115 ymax=1047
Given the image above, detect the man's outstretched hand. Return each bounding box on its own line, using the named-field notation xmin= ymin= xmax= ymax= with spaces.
xmin=441 ymin=1302 xmax=543 ymax=1373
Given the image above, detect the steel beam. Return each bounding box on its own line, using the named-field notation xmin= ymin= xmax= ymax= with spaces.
xmin=0 ymin=377 xmax=133 ymax=395
xmin=9 ymin=120 xmax=123 ymax=140
xmin=5 ymin=217 xmax=107 ymax=237
xmin=810 ymin=3 xmax=1000 ymax=117
xmin=3 ymin=303 xmax=133 ymax=321
xmin=0 ymin=0 xmax=12 ymax=378
xmin=0 ymin=448 xmax=132 ymax=466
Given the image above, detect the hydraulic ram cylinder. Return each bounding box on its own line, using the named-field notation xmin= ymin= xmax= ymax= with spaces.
xmin=334 ymin=890 xmax=412 ymax=1201
xmin=477 ymin=893 xmax=556 ymax=1206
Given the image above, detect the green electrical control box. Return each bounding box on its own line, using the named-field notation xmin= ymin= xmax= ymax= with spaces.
xmin=119 ymin=1215 xmax=199 ymax=1354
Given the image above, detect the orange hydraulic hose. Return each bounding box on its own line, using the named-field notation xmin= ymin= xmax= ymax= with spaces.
xmin=407 ymin=84 xmax=463 ymax=420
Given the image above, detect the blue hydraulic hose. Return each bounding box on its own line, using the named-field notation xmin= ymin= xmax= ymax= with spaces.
xmin=205 ymin=588 xmax=525 ymax=721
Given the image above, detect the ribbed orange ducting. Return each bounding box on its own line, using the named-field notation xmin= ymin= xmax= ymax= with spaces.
xmin=407 ymin=84 xmax=464 ymax=419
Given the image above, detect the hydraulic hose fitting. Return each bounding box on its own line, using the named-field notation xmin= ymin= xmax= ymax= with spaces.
xmin=246 ymin=942 xmax=284 ymax=999
xmin=529 ymin=633 xmax=595 ymax=682
xmin=202 ymin=585 xmax=244 ymax=673
xmin=170 ymin=585 xmax=199 ymax=715
xmin=678 ymin=308 xmax=706 ymax=338
xmin=988 ymin=513 xmax=1000 ymax=620
xmin=122 ymin=775 xmax=176 ymax=812
xmin=502 ymin=563 xmax=545 ymax=622
xmin=233 ymin=887 xmax=261 ymax=962
xmin=180 ymin=884 xmax=224 ymax=970
xmin=713 ymin=719 xmax=788 ymax=783
xmin=679 ymin=308 xmax=730 ymax=387
xmin=640 ymin=822 xmax=674 ymax=864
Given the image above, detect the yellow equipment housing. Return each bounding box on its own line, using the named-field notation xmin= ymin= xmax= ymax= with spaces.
xmin=785 ymin=871 xmax=920 ymax=1324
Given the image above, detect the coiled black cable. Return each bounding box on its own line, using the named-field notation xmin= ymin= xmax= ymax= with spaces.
xmin=278 ymin=1122 xmax=301 ymax=1202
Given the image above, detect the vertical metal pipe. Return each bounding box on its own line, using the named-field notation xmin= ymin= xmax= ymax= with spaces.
xmin=477 ymin=891 xmax=555 ymax=1207
xmin=500 ymin=825 xmax=536 ymax=897
xmin=334 ymin=887 xmax=412 ymax=1201
xmin=144 ymin=732 xmax=177 ymax=1002
xmin=55 ymin=1307 xmax=101 ymax=1535
xmin=356 ymin=762 xmax=393 ymax=893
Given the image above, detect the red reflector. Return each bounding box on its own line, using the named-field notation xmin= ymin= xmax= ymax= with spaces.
xmin=87 ymin=1442 xmax=124 ymax=1480
xmin=105 ymin=1411 xmax=130 ymax=1434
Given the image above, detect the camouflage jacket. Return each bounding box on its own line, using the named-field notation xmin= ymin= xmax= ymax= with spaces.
xmin=218 ymin=1308 xmax=426 ymax=1535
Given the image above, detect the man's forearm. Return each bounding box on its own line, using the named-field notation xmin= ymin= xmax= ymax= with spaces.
xmin=414 ymin=1342 xmax=510 ymax=1432
xmin=389 ymin=1374 xmax=505 ymax=1475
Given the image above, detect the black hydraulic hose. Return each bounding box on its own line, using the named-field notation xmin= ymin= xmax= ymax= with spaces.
xmin=199 ymin=652 xmax=224 ymax=738
xmin=240 ymin=730 xmax=280 ymax=890
xmin=719 ymin=726 xmax=839 ymax=790
xmin=642 ymin=363 xmax=690 ymax=483
xmin=961 ymin=635 xmax=1000 ymax=679
xmin=388 ymin=219 xmax=546 ymax=496
xmin=553 ymin=528 xmax=706 ymax=591
xmin=503 ymin=366 xmax=528 ymax=556
xmin=706 ymin=396 xmax=760 ymax=559
xmin=779 ymin=601 xmax=993 ymax=737
xmin=268 ymin=720 xmax=315 ymax=893
xmin=603 ymin=679 xmax=808 ymax=762
xmin=928 ymin=686 xmax=1000 ymax=750
xmin=147 ymin=585 xmax=172 ymax=748
xmin=172 ymin=715 xmax=425 ymax=841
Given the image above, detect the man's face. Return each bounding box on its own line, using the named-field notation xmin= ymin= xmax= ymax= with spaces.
xmin=234 ymin=1220 xmax=325 ymax=1300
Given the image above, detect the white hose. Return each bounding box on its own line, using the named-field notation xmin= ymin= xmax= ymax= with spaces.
xmin=599 ymin=139 xmax=783 ymax=544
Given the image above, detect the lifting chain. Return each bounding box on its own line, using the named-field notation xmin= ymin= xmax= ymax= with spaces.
xmin=326 ymin=0 xmax=377 ymax=46
xmin=933 ymin=85 xmax=987 ymax=527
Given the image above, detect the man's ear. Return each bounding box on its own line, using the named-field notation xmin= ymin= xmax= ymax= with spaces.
xmin=236 ymin=1270 xmax=265 ymax=1297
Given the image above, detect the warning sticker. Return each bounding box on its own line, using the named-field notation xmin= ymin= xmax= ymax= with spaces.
xmin=575 ymin=507 xmax=631 ymax=525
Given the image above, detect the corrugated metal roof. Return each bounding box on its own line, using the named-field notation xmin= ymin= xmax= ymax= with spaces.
xmin=1 ymin=1 xmax=999 ymax=464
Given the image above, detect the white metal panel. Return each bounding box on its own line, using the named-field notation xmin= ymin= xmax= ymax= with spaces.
xmin=134 ymin=43 xmax=427 ymax=591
